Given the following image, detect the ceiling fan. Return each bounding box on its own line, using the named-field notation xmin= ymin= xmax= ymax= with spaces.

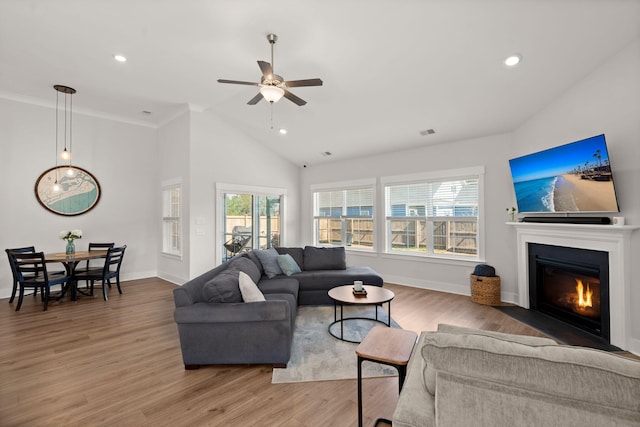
xmin=217 ymin=34 xmax=323 ymax=106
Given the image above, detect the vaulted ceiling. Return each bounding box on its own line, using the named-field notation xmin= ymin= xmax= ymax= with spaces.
xmin=1 ymin=0 xmax=638 ymax=166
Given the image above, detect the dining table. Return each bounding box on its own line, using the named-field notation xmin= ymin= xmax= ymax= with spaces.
xmin=44 ymin=250 xmax=108 ymax=301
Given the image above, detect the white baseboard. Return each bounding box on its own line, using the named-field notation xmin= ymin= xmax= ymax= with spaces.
xmin=627 ymin=337 xmax=640 ymax=356
xmin=383 ymin=275 xmax=519 ymax=306
xmin=383 ymin=274 xmax=470 ymax=296
xmin=156 ymin=272 xmax=183 ymax=286
xmin=120 ymin=271 xmax=157 ymax=282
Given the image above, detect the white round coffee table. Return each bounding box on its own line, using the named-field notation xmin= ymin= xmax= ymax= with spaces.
xmin=327 ymin=285 xmax=395 ymax=343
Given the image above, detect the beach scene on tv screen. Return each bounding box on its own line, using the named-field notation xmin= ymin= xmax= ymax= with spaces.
xmin=509 ymin=135 xmax=619 ymax=213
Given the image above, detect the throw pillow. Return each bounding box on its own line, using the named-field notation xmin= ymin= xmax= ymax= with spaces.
xmin=254 ymin=248 xmax=283 ymax=278
xmin=238 ymin=271 xmax=266 ymax=302
xmin=277 ymin=254 xmax=302 ymax=276
xmin=275 ymin=247 xmax=305 ymax=271
xmin=202 ymin=268 xmax=243 ymax=303
xmin=303 ymin=246 xmax=346 ymax=270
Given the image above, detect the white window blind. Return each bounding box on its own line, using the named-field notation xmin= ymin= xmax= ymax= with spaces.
xmin=162 ymin=184 xmax=181 ymax=256
xmin=313 ymin=186 xmax=374 ymax=250
xmin=384 ymin=176 xmax=480 ymax=258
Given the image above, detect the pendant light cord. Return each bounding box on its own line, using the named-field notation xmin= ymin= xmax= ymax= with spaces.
xmin=55 ymin=90 xmax=59 ymax=167
xmin=68 ymin=91 xmax=72 ymax=167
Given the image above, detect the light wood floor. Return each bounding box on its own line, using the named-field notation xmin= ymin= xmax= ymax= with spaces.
xmin=0 ymin=278 xmax=547 ymax=427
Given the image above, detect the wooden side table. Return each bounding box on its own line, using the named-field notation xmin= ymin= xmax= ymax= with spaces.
xmin=355 ymin=325 xmax=418 ymax=427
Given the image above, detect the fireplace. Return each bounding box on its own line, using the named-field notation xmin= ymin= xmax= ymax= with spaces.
xmin=512 ymin=221 xmax=636 ymax=352
xmin=528 ymin=243 xmax=610 ymax=342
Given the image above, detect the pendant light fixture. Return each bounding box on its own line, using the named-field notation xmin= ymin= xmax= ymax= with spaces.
xmin=53 ymin=85 xmax=77 ymax=189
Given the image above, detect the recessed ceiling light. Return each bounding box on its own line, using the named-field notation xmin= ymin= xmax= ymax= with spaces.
xmin=279 ymin=128 xmax=287 ymax=135
xmin=113 ymin=54 xmax=127 ymax=63
xmin=504 ymin=54 xmax=522 ymax=67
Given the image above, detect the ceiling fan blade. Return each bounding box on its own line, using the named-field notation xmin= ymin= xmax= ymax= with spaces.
xmin=283 ymin=89 xmax=307 ymax=106
xmin=247 ymin=92 xmax=264 ymax=105
xmin=284 ymin=78 xmax=324 ymax=88
xmin=218 ymin=79 xmax=259 ymax=86
xmin=257 ymin=61 xmax=273 ymax=78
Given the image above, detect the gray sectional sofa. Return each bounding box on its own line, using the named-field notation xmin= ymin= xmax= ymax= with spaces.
xmin=173 ymin=246 xmax=383 ymax=369
xmin=393 ymin=324 xmax=640 ymax=427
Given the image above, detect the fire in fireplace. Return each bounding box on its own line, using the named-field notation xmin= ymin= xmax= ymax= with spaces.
xmin=529 ymin=243 xmax=609 ymax=341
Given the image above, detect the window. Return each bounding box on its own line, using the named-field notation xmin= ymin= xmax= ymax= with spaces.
xmin=383 ymin=168 xmax=482 ymax=259
xmin=313 ymin=184 xmax=374 ymax=250
xmin=162 ymin=183 xmax=181 ymax=256
xmin=216 ymin=183 xmax=285 ymax=263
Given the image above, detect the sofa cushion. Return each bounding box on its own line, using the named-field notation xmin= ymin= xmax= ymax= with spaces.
xmin=202 ymin=268 xmax=243 ymax=303
xmin=422 ymin=325 xmax=559 ymax=395
xmin=275 ymin=247 xmax=305 ymax=271
xmin=437 ymin=323 xmax=558 ymax=346
xmin=303 ymin=246 xmax=346 ymax=270
xmin=277 ymin=254 xmax=302 ymax=276
xmin=257 ymin=277 xmax=300 ymax=302
xmin=231 ymin=256 xmax=262 ymax=284
xmin=293 ymin=266 xmax=382 ymax=291
xmin=174 ymin=261 xmax=230 ymax=306
xmin=239 ymin=271 xmax=266 ymax=302
xmin=242 ymin=251 xmax=265 ymax=277
xmin=254 ymin=248 xmax=283 ymax=278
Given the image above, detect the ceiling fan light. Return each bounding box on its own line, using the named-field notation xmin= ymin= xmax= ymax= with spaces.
xmin=260 ymin=85 xmax=285 ymax=103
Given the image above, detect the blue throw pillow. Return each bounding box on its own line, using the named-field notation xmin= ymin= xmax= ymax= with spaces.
xmin=254 ymin=248 xmax=283 ymax=278
xmin=277 ymin=254 xmax=302 ymax=276
xmin=275 ymin=247 xmax=305 ymax=271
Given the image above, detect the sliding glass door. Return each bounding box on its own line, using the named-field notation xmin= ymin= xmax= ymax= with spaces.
xmin=222 ymin=192 xmax=281 ymax=261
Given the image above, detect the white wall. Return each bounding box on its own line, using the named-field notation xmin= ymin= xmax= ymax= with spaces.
xmin=0 ymin=98 xmax=158 ymax=298
xmin=300 ymin=133 xmax=517 ymax=299
xmin=156 ymin=110 xmax=191 ymax=284
xmin=158 ymin=109 xmax=302 ymax=283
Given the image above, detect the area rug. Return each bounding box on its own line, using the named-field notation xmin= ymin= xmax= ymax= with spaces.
xmin=272 ymin=305 xmax=402 ymax=384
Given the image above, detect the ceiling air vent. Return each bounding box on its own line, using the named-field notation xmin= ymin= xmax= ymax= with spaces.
xmin=420 ymin=129 xmax=436 ymax=136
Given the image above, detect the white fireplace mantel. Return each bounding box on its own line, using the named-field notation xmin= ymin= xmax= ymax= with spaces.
xmin=509 ymin=221 xmax=638 ymax=350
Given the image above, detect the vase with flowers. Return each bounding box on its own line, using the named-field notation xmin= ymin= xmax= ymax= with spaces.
xmin=506 ymin=207 xmax=517 ymax=222
xmin=59 ymin=229 xmax=83 ymax=255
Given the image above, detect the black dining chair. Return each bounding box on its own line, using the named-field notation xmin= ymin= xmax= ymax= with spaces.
xmin=73 ymin=245 xmax=127 ymax=301
xmin=77 ymin=242 xmax=115 ymax=291
xmin=9 ymin=251 xmax=73 ymax=311
xmin=6 ymin=247 xmax=65 ymax=304
xmin=6 ymin=246 xmax=36 ymax=303
xmin=85 ymin=242 xmax=115 ymax=270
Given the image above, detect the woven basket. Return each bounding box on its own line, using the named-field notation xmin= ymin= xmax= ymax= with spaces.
xmin=470 ymin=275 xmax=501 ymax=306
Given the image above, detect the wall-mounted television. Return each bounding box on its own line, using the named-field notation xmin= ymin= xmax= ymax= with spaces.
xmin=508 ymin=134 xmax=620 ymax=214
